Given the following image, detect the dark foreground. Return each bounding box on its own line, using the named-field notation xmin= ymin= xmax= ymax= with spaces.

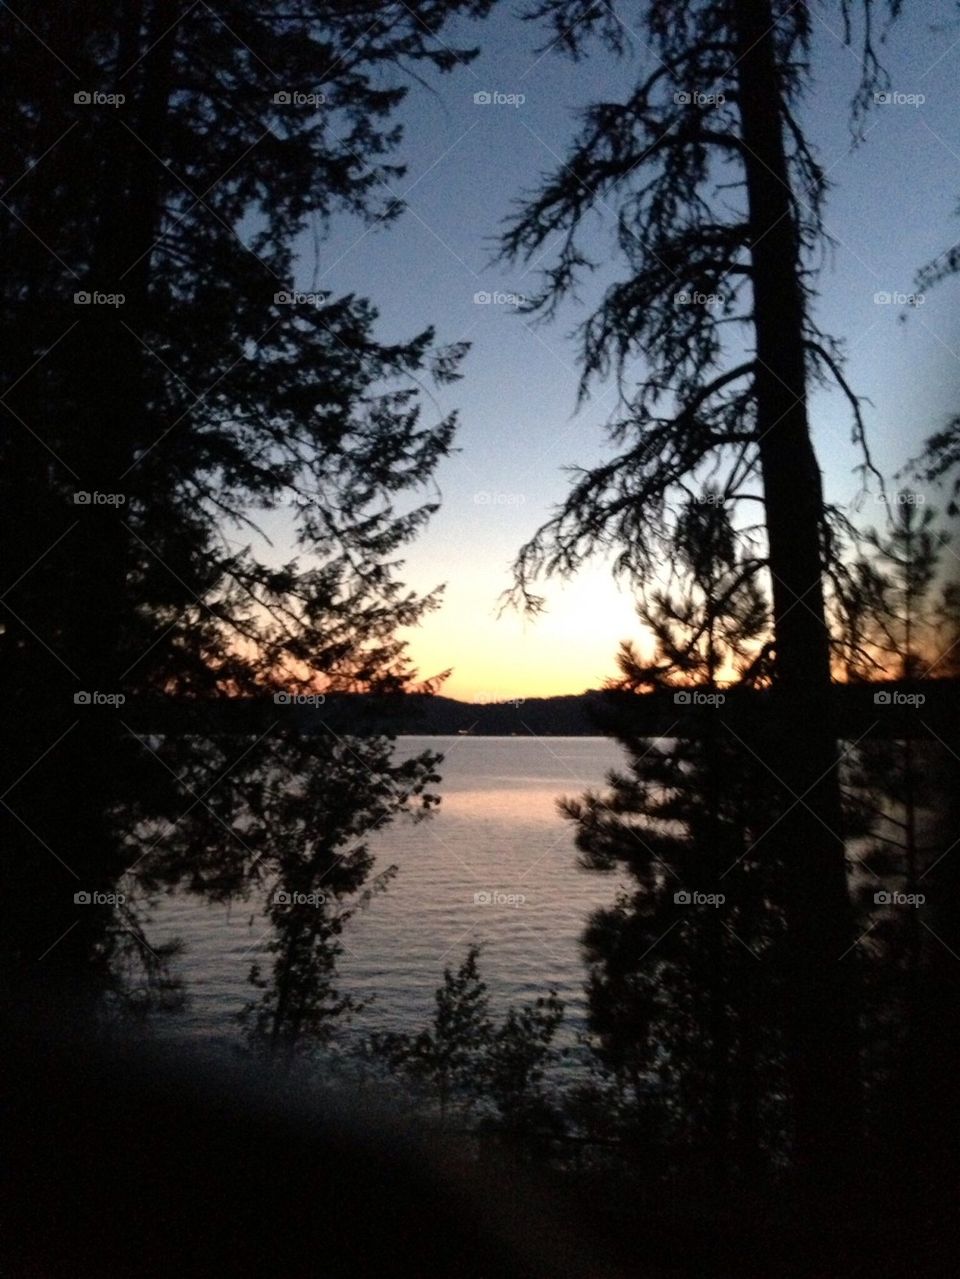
xmin=2 ymin=1019 xmax=956 ymax=1278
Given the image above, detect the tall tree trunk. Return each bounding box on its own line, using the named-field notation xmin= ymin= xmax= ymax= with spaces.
xmin=704 ymin=689 xmax=730 ymax=1184
xmin=732 ymin=0 xmax=860 ymax=1212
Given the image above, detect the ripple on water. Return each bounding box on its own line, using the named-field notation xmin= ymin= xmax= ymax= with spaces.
xmin=148 ymin=736 xmax=627 ymax=1046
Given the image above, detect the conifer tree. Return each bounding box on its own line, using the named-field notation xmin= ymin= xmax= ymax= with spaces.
xmin=565 ymin=497 xmax=787 ymax=1182
xmin=0 ymin=0 xmax=492 ymax=1017
xmin=500 ymin=0 xmax=897 ymax=1195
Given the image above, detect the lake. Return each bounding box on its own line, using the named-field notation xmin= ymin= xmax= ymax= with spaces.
xmin=148 ymin=735 xmax=628 ymax=1049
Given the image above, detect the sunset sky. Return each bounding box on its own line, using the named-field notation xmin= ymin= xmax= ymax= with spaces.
xmin=275 ymin=3 xmax=960 ymax=699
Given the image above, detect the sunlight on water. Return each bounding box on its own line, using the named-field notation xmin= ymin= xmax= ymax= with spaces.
xmin=149 ymin=736 xmax=627 ymax=1045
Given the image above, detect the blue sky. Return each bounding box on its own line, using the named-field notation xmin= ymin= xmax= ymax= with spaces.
xmin=276 ymin=1 xmax=960 ymax=697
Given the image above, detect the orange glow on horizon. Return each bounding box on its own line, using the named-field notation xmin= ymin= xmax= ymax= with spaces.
xmin=402 ymin=571 xmax=647 ymax=701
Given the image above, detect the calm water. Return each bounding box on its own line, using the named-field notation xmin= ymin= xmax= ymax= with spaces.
xmin=148 ymin=736 xmax=628 ymax=1047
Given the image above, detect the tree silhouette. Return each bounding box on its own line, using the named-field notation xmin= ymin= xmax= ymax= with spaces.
xmin=840 ymin=495 xmax=960 ymax=1243
xmin=373 ymin=945 xmax=495 ymax=1122
xmin=237 ymin=734 xmax=442 ymax=1069
xmin=914 ymin=194 xmax=960 ymax=493
xmin=500 ymin=0 xmax=898 ymax=1198
xmin=0 ymin=1 xmax=492 ymax=1018
xmin=563 ymin=497 xmax=789 ymax=1184
xmin=372 ymin=944 xmax=565 ymax=1136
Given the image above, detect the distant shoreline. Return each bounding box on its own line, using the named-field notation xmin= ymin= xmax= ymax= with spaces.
xmin=117 ymin=680 xmax=960 ymax=740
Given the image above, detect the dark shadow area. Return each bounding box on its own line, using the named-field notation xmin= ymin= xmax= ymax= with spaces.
xmin=3 ymin=2 xmax=960 ymax=1275
xmin=2 ymin=1018 xmax=639 ymax=1279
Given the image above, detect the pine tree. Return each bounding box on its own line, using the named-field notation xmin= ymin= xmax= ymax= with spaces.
xmin=499 ymin=0 xmax=898 ymax=1198
xmin=372 ymin=946 xmax=495 ymax=1122
xmin=564 ymin=497 xmax=787 ymax=1184
xmin=371 ymin=944 xmax=564 ymax=1133
xmin=844 ymin=494 xmax=955 ymax=1235
xmin=0 ymin=1 xmax=492 ymax=1018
